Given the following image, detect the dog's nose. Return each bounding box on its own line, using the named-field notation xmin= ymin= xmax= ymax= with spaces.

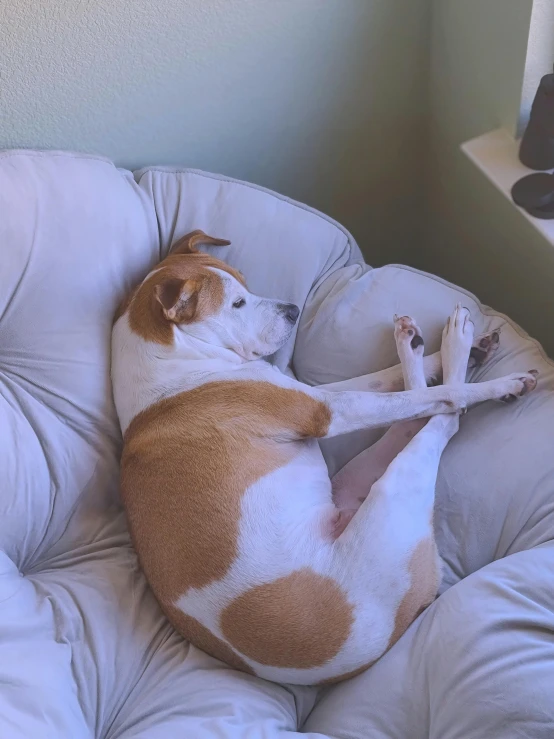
xmin=280 ymin=303 xmax=300 ymax=325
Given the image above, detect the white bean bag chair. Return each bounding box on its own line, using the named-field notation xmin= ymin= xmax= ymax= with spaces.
xmin=1 ymin=150 xmax=554 ymax=739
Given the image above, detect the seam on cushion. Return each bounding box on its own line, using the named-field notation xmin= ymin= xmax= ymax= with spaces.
xmin=0 ymin=149 xmax=114 ymax=165
xmin=0 ymin=376 xmax=57 ymax=567
xmin=0 ymin=232 xmax=34 ymax=326
xmin=133 ymin=166 xmax=358 ymax=264
xmin=0 ymin=580 xmax=24 ymax=605
xmin=0 ymin=554 xmax=24 ymax=605
xmin=440 ymin=540 xmax=554 ymax=600
xmin=101 ymin=619 xmax=180 ymax=739
xmin=387 ymin=263 xmax=554 ymax=369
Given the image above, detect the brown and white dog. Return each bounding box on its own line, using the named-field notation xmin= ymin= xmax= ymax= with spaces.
xmin=112 ymin=231 xmax=538 ymax=685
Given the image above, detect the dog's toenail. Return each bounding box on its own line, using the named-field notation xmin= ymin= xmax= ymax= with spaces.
xmin=408 ymin=329 xmax=414 ymax=336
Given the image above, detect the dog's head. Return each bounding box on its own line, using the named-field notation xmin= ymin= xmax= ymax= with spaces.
xmin=117 ymin=230 xmax=299 ymax=360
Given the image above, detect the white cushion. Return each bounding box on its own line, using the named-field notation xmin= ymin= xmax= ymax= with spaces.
xmin=1 ymin=150 xmax=553 ymax=738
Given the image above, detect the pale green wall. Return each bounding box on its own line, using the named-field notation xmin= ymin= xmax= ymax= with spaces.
xmin=2 ymin=0 xmax=551 ymax=349
xmin=424 ymin=0 xmax=554 ymax=355
xmin=0 ymin=0 xmax=430 ymax=266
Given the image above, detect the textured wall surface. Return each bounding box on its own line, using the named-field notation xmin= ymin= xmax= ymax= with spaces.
xmin=424 ymin=0 xmax=554 ymax=355
xmin=0 ymin=0 xmax=430 ymax=265
xmin=3 ymin=0 xmax=549 ymax=346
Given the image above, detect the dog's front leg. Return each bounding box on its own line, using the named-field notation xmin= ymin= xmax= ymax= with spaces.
xmin=311 ymin=371 xmax=537 ymax=439
xmin=316 ymin=352 xmax=442 ymax=393
xmin=314 ymin=385 xmax=457 ymax=438
xmin=316 ymin=329 xmax=500 ymax=393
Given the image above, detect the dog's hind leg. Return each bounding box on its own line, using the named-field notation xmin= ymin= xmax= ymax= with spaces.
xmin=330 ymin=315 xmax=431 ymax=533
xmin=330 ymin=307 xmax=471 ymax=539
xmin=330 ymin=317 xmax=501 ymax=523
xmin=329 ymin=307 xmax=474 ymax=670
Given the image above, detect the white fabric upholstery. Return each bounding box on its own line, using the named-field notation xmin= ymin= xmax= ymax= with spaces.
xmin=1 ymin=150 xmax=553 ymax=738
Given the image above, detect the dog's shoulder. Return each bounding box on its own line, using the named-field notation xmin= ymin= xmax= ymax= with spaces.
xmin=123 ymin=364 xmax=330 ymax=449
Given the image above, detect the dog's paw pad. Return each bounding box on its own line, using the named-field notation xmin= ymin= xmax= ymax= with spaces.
xmin=500 ymin=370 xmax=539 ymax=402
xmin=394 ymin=315 xmax=424 ymax=353
xmin=468 ymin=330 xmax=501 ymax=369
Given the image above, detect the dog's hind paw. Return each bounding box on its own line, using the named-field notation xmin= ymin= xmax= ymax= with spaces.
xmin=468 ymin=329 xmax=501 ymax=369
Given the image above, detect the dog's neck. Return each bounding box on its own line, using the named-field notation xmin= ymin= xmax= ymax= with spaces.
xmin=173 ymin=331 xmax=246 ymax=365
xmin=112 ymin=319 xmax=272 ymax=435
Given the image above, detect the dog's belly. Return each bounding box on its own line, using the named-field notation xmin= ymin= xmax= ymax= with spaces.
xmin=175 ymin=441 xmax=336 ymax=617
xmin=170 ymin=441 xmax=440 ymax=685
xmin=169 ymin=442 xmax=406 ymax=684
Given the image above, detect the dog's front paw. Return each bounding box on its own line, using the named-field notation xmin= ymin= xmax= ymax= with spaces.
xmin=499 ymin=370 xmax=539 ymax=402
xmin=393 ymin=314 xmax=424 ymax=356
xmin=441 ymin=304 xmax=474 ymax=385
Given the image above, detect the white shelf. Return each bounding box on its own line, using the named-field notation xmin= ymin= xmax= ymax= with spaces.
xmin=461 ymin=128 xmax=554 ymax=245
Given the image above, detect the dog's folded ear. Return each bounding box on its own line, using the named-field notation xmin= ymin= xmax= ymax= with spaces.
xmin=155 ymin=276 xmax=204 ymax=323
xmin=170 ymin=230 xmax=231 ymax=255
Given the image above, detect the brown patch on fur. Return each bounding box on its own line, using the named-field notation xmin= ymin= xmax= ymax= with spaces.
xmin=155 ymin=276 xmax=205 ymax=324
xmin=173 ymin=251 xmax=247 ymax=288
xmin=387 ymin=537 xmax=439 ymax=649
xmin=114 ymin=285 xmax=139 ymax=325
xmin=121 ymin=381 xmax=331 ymax=665
xmin=126 ymin=256 xmax=232 ymax=344
xmin=115 ymin=230 xmax=246 ymax=343
xmin=319 ymin=537 xmax=439 ymax=685
xmin=170 ymin=229 xmax=231 ymax=255
xmin=220 ymin=569 xmax=353 ymax=669
xmin=164 ymin=603 xmax=254 ymax=673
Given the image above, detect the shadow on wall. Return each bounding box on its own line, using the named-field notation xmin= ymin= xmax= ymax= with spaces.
xmin=426 ymin=150 xmax=554 ymax=358
xmin=0 ymin=0 xmax=430 ymax=266
xmin=424 ymin=0 xmax=554 ymax=356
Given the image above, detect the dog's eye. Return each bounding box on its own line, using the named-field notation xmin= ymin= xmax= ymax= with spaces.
xmin=232 ymin=298 xmax=246 ymax=309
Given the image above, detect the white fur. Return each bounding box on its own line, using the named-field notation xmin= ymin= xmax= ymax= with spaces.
xmin=112 ymin=266 xmax=537 ymax=684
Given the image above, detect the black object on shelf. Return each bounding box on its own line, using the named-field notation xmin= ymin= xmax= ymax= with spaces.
xmin=523 ymin=201 xmax=554 ymax=219
xmin=510 ymin=173 xmax=554 ymax=220
xmin=519 ymin=65 xmax=554 ymax=171
xmin=511 ymin=172 xmax=554 ymax=207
